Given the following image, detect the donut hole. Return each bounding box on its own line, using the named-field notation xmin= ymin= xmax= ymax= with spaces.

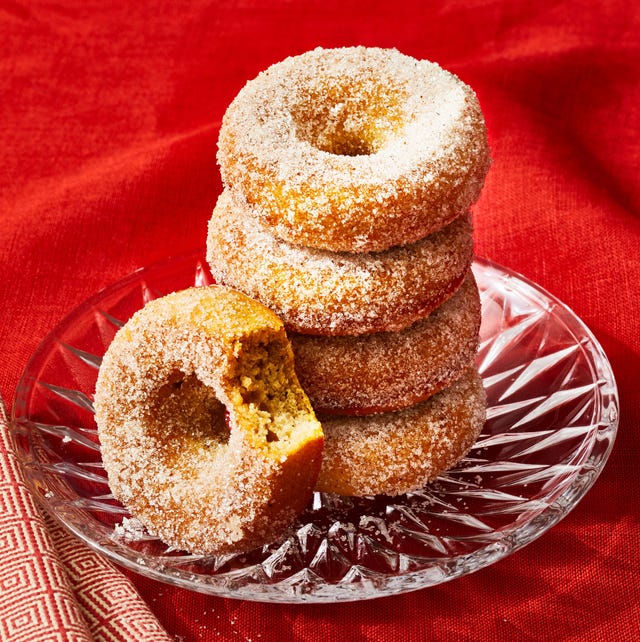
xmin=154 ymin=370 xmax=230 ymax=449
xmin=290 ymin=83 xmax=405 ymax=157
xmin=233 ymin=337 xmax=317 ymax=452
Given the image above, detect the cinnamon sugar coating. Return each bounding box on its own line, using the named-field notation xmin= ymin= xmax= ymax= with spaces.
xmin=217 ymin=46 xmax=490 ymax=253
xmin=206 ymin=190 xmax=474 ymax=336
xmin=291 ymin=273 xmax=481 ymax=415
xmin=316 ymin=368 xmax=486 ymax=497
xmin=94 ymin=286 xmax=323 ymax=555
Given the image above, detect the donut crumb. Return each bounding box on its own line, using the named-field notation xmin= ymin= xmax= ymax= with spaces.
xmin=231 ymin=336 xmax=320 ymax=457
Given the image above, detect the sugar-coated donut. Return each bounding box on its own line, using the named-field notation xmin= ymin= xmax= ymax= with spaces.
xmin=94 ymin=285 xmax=324 ymax=556
xmin=316 ymin=368 xmax=486 ymax=497
xmin=217 ymin=46 xmax=490 ymax=253
xmin=207 ymin=190 xmax=474 ymax=336
xmin=290 ymin=273 xmax=481 ymax=415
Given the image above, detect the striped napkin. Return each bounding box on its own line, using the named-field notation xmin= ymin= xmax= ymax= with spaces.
xmin=0 ymin=397 xmax=172 ymax=642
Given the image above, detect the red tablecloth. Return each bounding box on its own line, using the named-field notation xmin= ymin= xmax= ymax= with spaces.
xmin=1 ymin=1 xmax=639 ymax=640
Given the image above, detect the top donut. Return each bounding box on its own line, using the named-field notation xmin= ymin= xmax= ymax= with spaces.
xmin=217 ymin=46 xmax=490 ymax=253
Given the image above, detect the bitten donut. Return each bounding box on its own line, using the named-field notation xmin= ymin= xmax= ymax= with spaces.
xmin=290 ymin=273 xmax=481 ymax=415
xmin=94 ymin=286 xmax=324 ymax=556
xmin=207 ymin=190 xmax=474 ymax=335
xmin=316 ymin=368 xmax=486 ymax=497
xmin=217 ymin=46 xmax=490 ymax=253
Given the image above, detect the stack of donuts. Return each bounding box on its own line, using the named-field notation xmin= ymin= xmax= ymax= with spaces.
xmin=207 ymin=46 xmax=491 ymax=497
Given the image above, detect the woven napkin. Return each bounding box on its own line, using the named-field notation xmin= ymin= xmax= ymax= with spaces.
xmin=0 ymin=396 xmax=172 ymax=642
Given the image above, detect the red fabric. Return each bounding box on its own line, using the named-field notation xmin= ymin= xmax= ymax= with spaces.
xmin=1 ymin=1 xmax=639 ymax=640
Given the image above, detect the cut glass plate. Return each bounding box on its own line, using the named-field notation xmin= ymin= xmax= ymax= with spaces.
xmin=10 ymin=252 xmax=618 ymax=603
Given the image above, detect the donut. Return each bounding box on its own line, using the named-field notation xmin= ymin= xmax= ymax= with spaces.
xmin=94 ymin=285 xmax=324 ymax=556
xmin=316 ymin=368 xmax=486 ymax=497
xmin=206 ymin=189 xmax=474 ymax=336
xmin=217 ymin=46 xmax=490 ymax=253
xmin=290 ymin=273 xmax=481 ymax=415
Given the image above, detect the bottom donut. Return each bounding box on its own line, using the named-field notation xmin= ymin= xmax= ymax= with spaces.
xmin=316 ymin=368 xmax=486 ymax=497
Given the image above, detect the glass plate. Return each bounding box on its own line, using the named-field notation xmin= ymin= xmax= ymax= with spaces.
xmin=10 ymin=253 xmax=618 ymax=603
